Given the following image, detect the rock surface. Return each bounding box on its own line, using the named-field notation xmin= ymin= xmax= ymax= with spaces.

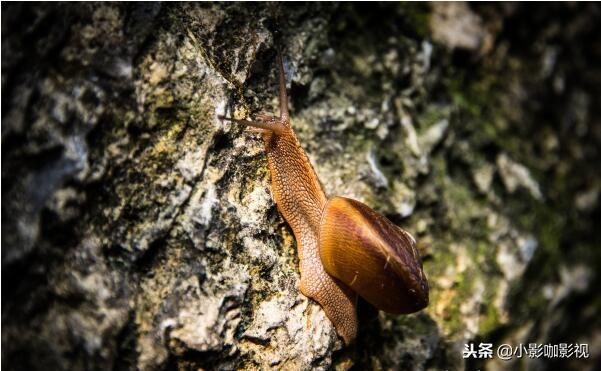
xmin=2 ymin=3 xmax=600 ymax=370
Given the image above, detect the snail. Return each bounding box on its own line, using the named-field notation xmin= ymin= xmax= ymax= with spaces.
xmin=219 ymin=53 xmax=428 ymax=344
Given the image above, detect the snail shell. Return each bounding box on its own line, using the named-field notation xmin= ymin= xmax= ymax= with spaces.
xmin=318 ymin=196 xmax=429 ymax=314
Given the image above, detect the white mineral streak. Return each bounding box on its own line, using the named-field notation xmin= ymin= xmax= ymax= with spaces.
xmin=472 ymin=163 xmax=495 ymax=193
xmin=367 ymin=149 xmax=389 ymax=189
xmin=241 ymin=295 xmax=338 ymax=370
xmin=430 ymin=2 xmax=491 ymax=53
xmin=169 ymin=271 xmax=248 ymax=353
xmin=391 ymin=180 xmax=416 ymax=218
xmin=497 ymin=153 xmax=543 ymax=200
xmin=418 ymin=118 xmax=449 ymax=155
xmin=177 ymin=145 xmax=211 ymax=182
xmin=401 ymin=113 xmax=421 ymax=157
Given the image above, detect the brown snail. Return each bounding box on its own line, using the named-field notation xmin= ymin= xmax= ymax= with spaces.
xmin=219 ymin=53 xmax=428 ymax=345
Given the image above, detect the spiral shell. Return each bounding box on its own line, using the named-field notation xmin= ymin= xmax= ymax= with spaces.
xmin=319 ymin=197 xmax=429 ymax=313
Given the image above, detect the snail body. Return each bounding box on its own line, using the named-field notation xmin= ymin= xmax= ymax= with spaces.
xmin=220 ymin=53 xmax=428 ymax=344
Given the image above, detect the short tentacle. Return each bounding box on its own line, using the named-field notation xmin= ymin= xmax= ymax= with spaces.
xmin=218 ymin=115 xmax=285 ymax=134
xmin=219 ymin=51 xmax=290 ymax=134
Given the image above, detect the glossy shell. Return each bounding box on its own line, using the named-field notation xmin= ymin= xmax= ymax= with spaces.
xmin=318 ymin=197 xmax=429 ymax=314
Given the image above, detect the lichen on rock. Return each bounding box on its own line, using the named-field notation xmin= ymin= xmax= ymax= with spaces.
xmin=2 ymin=3 xmax=600 ymax=371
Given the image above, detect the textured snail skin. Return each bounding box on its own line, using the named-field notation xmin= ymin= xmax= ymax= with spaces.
xmin=219 ymin=53 xmax=428 ymax=345
xmin=263 ymin=115 xmax=359 ymax=345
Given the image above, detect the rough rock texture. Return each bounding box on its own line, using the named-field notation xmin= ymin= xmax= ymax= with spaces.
xmin=2 ymin=3 xmax=600 ymax=370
